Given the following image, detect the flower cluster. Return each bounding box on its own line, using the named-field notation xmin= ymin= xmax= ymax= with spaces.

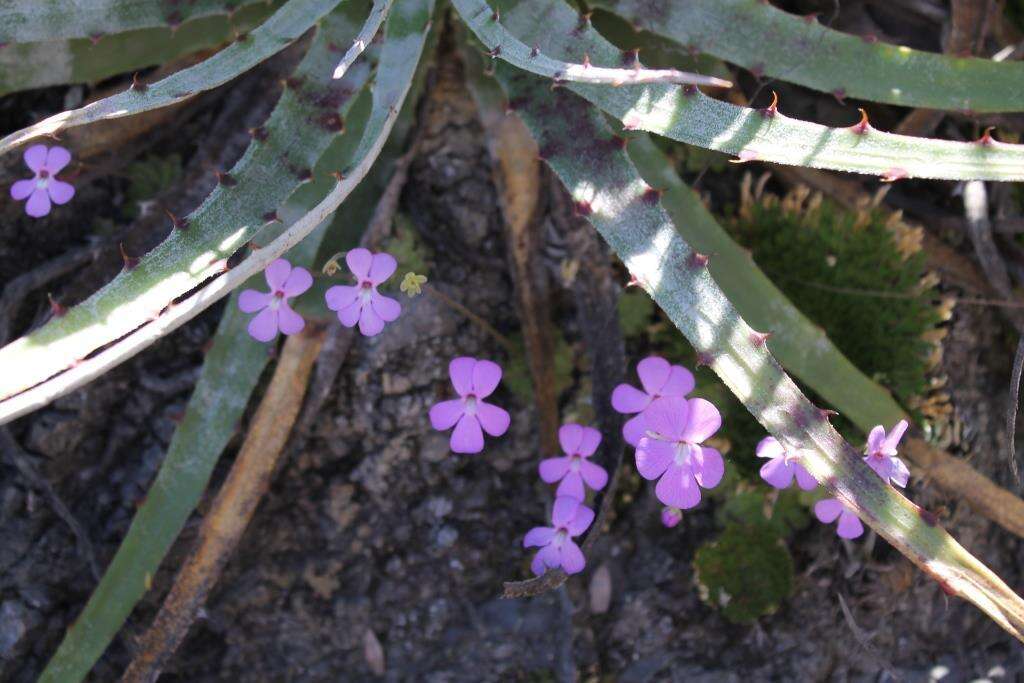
xmin=526 ymin=424 xmax=606 ymax=576
xmin=238 ymin=248 xmax=402 ymax=343
xmin=756 ymin=419 xmax=910 ymax=540
xmin=612 ymin=357 xmax=724 ymax=527
xmin=10 ymin=145 xmax=75 ymax=218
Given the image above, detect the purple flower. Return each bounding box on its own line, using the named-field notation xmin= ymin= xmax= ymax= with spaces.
xmin=238 ymin=258 xmax=312 ymax=342
xmin=10 ymin=145 xmax=75 ymax=218
xmin=756 ymin=436 xmax=818 ymax=491
xmin=538 ymin=424 xmax=608 ymax=499
xmin=325 ymin=248 xmax=401 ymax=337
xmin=660 ymin=506 xmax=683 ymax=528
xmin=429 ymin=357 xmax=511 ymax=454
xmin=611 ymin=356 xmax=695 ymax=445
xmin=635 ymin=396 xmax=725 ymax=510
xmin=523 ymin=496 xmax=595 ymax=576
xmin=864 ymin=419 xmax=910 ymax=488
xmin=814 ymin=498 xmax=864 ymax=539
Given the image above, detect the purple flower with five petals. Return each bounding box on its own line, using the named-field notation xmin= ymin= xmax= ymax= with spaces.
xmin=523 ymin=496 xmax=595 ymax=576
xmin=538 ymin=424 xmax=608 ymax=499
xmin=864 ymin=419 xmax=910 ymax=488
xmin=635 ymin=396 xmax=725 ymax=510
xmin=325 ymin=248 xmax=401 ymax=337
xmin=611 ymin=356 xmax=695 ymax=445
xmin=429 ymin=357 xmax=511 ymax=454
xmin=814 ymin=498 xmax=864 ymax=539
xmin=756 ymin=436 xmax=818 ymax=491
xmin=238 ymin=258 xmax=312 ymax=342
xmin=10 ymin=145 xmax=75 ymax=218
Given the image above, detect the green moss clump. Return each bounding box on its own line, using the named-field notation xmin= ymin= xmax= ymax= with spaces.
xmin=693 ymin=523 xmax=794 ymax=624
xmin=728 ymin=188 xmax=941 ymax=404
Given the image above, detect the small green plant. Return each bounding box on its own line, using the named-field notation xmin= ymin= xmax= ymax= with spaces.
xmin=728 ymin=183 xmax=945 ymax=405
xmin=694 ymin=522 xmax=795 ymax=624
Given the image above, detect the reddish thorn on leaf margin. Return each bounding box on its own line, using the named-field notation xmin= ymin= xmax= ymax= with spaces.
xmin=641 ymin=187 xmax=664 ymax=204
xmin=130 ymin=73 xmax=148 ymax=92
xmin=688 ymin=252 xmax=710 ymax=269
xmin=881 ymin=167 xmax=908 ymax=182
xmin=491 ymin=8 xmax=499 ymax=21
xmin=695 ymin=352 xmax=716 ymax=368
xmin=120 ymin=243 xmax=139 ymax=270
xmin=48 ymin=294 xmax=66 ymax=317
xmin=530 ymin=45 xmax=540 ymax=58
xmin=625 ymin=274 xmax=640 ymax=288
xmin=760 ymin=91 xmax=779 ymax=118
xmin=261 ymin=211 xmax=280 ymax=224
xmin=976 ymin=126 xmax=996 ymax=146
xmin=749 ymin=330 xmax=772 ymax=347
xmin=832 ymin=88 xmax=846 ymax=104
xmin=573 ymin=199 xmax=593 ymax=216
xmin=918 ymin=506 xmax=939 ymax=527
xmin=215 ymin=171 xmax=238 ymax=187
xmin=850 ymin=108 xmax=871 ymax=135
xmin=165 ymin=209 xmax=189 ymax=231
xmin=729 ymin=149 xmax=759 ymax=164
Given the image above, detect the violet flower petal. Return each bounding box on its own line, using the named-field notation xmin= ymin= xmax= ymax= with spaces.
xmin=10 ymin=179 xmax=34 ymax=200
xmin=636 ymin=356 xmax=671 ymax=395
xmin=346 ymin=247 xmax=373 ymax=280
xmin=47 ymin=180 xmax=75 ymax=205
xmin=247 ymin=307 xmax=279 ymax=342
xmin=448 ymin=357 xmax=476 ymax=396
xmin=678 ymin=398 xmax=721 ymax=443
xmin=25 ymin=189 xmax=51 ymax=218
xmin=476 ymin=401 xmax=510 ymax=436
xmin=23 ymin=145 xmax=47 ymax=173
xmin=429 ymin=399 xmax=464 ymax=430
xmin=367 ymin=251 xmax=397 ymax=284
xmin=450 ymin=414 xmax=484 ymax=453
xmin=238 ymin=289 xmax=271 ymax=312
xmin=610 ymin=383 xmax=649 ymax=414
xmin=635 ymin=437 xmax=674 ymax=480
xmin=471 ymin=359 xmax=502 ymax=398
xmin=325 ymin=285 xmax=359 ymax=311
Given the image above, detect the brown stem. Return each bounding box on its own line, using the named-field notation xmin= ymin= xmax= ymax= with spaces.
xmin=121 ymin=328 xmax=325 ymax=683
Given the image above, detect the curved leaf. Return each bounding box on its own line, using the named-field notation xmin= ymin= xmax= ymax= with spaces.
xmin=0 ymin=0 xmax=343 ymax=155
xmin=456 ymin=0 xmax=1024 ymax=181
xmin=0 ymin=0 xmax=260 ymax=43
xmin=593 ymin=0 xmax=1024 ymax=114
xmin=0 ymin=2 xmax=280 ymax=96
xmin=0 ymin=1 xmax=366 ymax=406
xmin=491 ymin=59 xmax=1024 ymax=644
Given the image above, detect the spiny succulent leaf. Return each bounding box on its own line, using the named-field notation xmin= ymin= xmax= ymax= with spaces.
xmin=35 ymin=8 xmax=437 ymax=674
xmin=0 ymin=3 xmax=370 ymax=405
xmin=489 ymin=61 xmax=1024 ymax=642
xmin=463 ymin=0 xmax=1024 ymax=181
xmin=34 ymin=302 xmax=266 ymax=683
xmin=451 ymin=0 xmax=730 ymax=88
xmin=0 ymin=0 xmax=435 ymax=423
xmin=625 ymin=134 xmax=905 ymax=433
xmin=0 ymin=2 xmax=280 ymax=96
xmin=332 ymin=0 xmax=393 ymax=79
xmin=593 ymin=0 xmax=1024 ymax=114
xmin=0 ymin=0 xmax=343 ymax=155
xmin=0 ymin=0 xmax=262 ymax=43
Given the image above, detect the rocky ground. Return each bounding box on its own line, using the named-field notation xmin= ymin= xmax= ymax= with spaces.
xmin=2 ymin=1 xmax=1024 ymax=681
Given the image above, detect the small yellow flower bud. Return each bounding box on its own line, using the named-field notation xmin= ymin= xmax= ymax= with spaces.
xmin=400 ymin=272 xmax=427 ymax=297
xmin=322 ymin=252 xmax=344 ymax=276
